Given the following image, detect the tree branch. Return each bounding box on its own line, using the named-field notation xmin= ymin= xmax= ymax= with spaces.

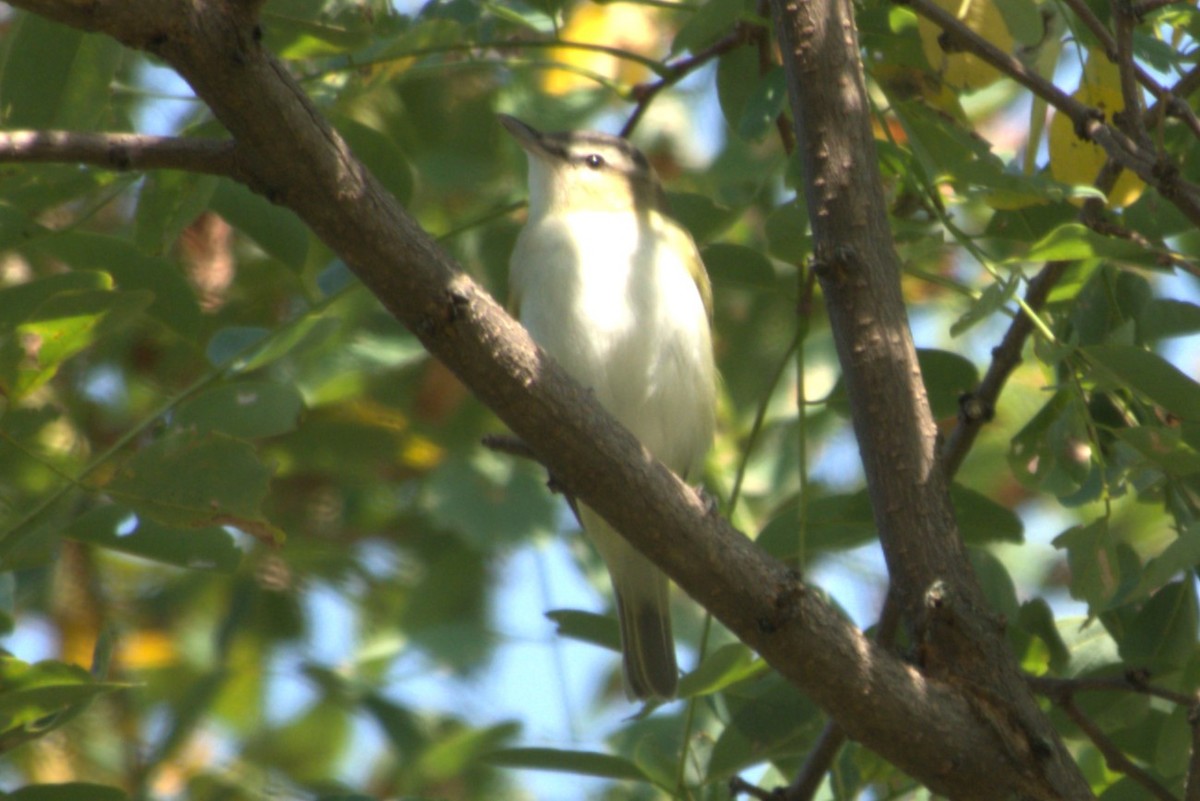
xmin=621 ymin=25 xmax=752 ymax=137
xmin=0 ymin=131 xmax=243 ymax=178
xmin=1058 ymin=696 xmax=1176 ymax=801
xmin=768 ymin=0 xmax=1094 ymax=795
xmin=0 ymin=0 xmax=1063 ymax=797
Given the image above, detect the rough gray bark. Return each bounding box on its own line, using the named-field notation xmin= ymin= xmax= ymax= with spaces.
xmin=769 ymin=0 xmax=1094 ymax=797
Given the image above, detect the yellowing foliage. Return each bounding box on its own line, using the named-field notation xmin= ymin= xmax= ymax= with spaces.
xmin=543 ymin=3 xmax=665 ymax=95
xmin=917 ymin=0 xmax=1011 ymax=91
xmin=1048 ymin=52 xmax=1145 ymax=207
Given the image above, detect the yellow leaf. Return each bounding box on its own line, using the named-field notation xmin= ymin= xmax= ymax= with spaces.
xmin=543 ymin=4 xmax=663 ymax=95
xmin=917 ymin=0 xmax=1012 ymax=91
xmin=1048 ymin=51 xmax=1145 ymax=208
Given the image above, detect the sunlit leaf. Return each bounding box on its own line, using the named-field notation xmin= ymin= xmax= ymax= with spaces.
xmin=1048 ymin=50 xmax=1145 ymax=207
xmin=28 ymin=232 xmax=201 ymax=336
xmin=678 ymin=643 xmax=766 ymax=698
xmin=0 ymin=656 xmax=126 ymax=752
xmin=0 ymin=288 xmax=152 ymax=398
xmin=916 ymin=0 xmax=1011 ymax=90
xmin=1017 ymin=599 xmax=1070 ymax=673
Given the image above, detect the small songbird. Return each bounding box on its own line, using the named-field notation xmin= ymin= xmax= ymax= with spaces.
xmin=500 ymin=114 xmax=717 ymax=700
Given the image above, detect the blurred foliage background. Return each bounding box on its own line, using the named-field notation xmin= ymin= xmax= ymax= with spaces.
xmin=0 ymin=0 xmax=1199 ymax=797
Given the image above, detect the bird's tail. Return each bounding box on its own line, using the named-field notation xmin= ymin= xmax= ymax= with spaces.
xmin=579 ymin=506 xmax=677 ymax=700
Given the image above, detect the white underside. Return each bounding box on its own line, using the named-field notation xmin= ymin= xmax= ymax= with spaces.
xmin=511 ymin=208 xmax=715 ymax=477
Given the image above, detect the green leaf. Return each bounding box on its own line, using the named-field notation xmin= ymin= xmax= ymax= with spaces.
xmin=1138 ymin=299 xmax=1200 ymax=341
xmin=174 ymin=381 xmax=305 ymax=439
xmin=1017 ymin=599 xmax=1071 ymax=673
xmin=950 ymin=276 xmax=1019 ymax=337
xmin=764 ymin=201 xmax=810 ymax=262
xmin=134 ymin=172 xmax=220 ymax=256
xmin=64 ymin=505 xmax=242 ymax=572
xmin=1114 ymin=426 xmax=1200 ymax=476
xmin=425 ymin=455 xmax=558 ymax=548
xmin=0 ymin=656 xmax=126 ymax=749
xmin=0 ymin=15 xmax=120 ymax=131
xmin=1019 ymin=223 xmax=1162 ymax=266
xmin=673 ymin=0 xmax=744 ymax=56
xmin=702 ymin=243 xmax=777 ymax=289
xmin=715 ymin=45 xmax=759 ymax=137
xmin=918 ymin=348 xmax=980 ymax=420
xmin=757 ymin=491 xmax=875 ymax=562
xmin=1084 ymin=344 xmax=1200 ymax=423
xmin=210 ymin=179 xmax=309 ymax=271
xmin=545 ymin=609 xmax=620 ymax=653
xmin=29 ymin=232 xmax=201 ymax=337
xmin=0 ymin=271 xmax=113 ymax=334
xmin=707 ymin=675 xmax=819 ymax=780
xmin=677 ymin=643 xmax=766 ymax=698
xmin=665 ymin=192 xmax=739 ymax=244
xmin=1053 ymin=520 xmax=1140 ymax=610
xmin=1139 ymin=522 xmax=1200 ymax=596
xmin=246 ymin=699 xmax=350 ymax=783
xmin=968 ymin=548 xmax=1019 ymax=621
xmin=1009 ymin=389 xmax=1091 ymax=496
xmin=6 ymin=783 xmax=129 ymax=801
xmin=418 ymin=721 xmax=520 ymax=782
xmin=484 ymin=747 xmax=650 ymax=782
xmin=953 ymin=484 xmax=1023 ymax=544
xmin=1057 ymin=616 xmax=1121 ymax=677
xmin=736 ymin=67 xmax=787 ymax=142
xmin=0 ymin=288 xmax=153 ymax=398
xmin=102 ymin=429 xmax=281 ymax=543
xmin=1119 ymin=581 xmax=1198 ymax=671
xmin=208 ymin=317 xmax=341 ymax=372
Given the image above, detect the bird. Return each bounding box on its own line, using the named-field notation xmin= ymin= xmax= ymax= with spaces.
xmin=500 ymin=114 xmax=717 ymax=700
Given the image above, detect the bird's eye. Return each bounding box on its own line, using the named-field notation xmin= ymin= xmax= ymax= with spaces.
xmin=584 ymin=153 xmax=605 ymax=169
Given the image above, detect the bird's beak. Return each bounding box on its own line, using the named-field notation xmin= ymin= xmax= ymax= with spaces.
xmin=498 ymin=114 xmax=549 ymax=158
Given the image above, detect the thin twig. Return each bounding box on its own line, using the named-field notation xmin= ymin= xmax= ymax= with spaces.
xmin=0 ymin=131 xmax=242 ymax=177
xmin=1029 ymin=672 xmax=1196 ymax=708
xmin=621 ymin=25 xmax=753 ymax=137
xmin=729 ymin=775 xmax=779 ymax=799
xmin=940 ymin=259 xmax=1067 ymax=475
xmin=1108 ymin=0 xmax=1148 ymax=144
xmin=1058 ymin=696 xmax=1177 ymax=801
